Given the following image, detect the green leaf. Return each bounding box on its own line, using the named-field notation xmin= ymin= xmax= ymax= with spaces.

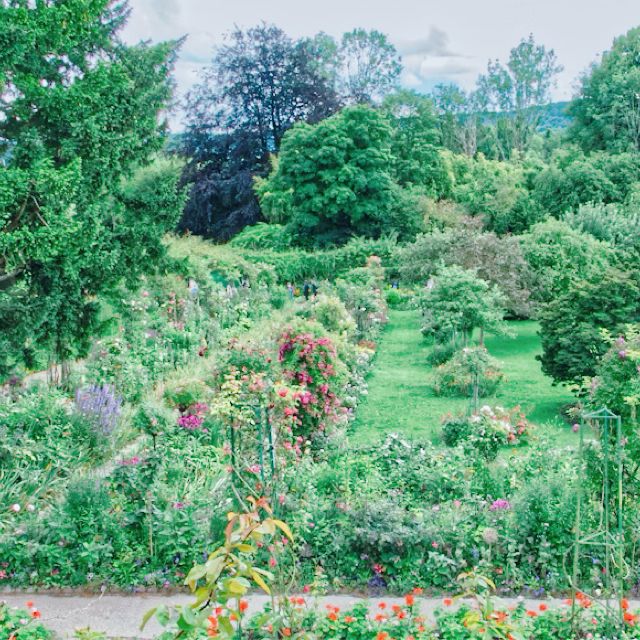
xmin=140 ymin=607 xmax=157 ymax=630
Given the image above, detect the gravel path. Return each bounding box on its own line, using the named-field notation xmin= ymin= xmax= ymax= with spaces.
xmin=3 ymin=592 xmax=635 ymax=639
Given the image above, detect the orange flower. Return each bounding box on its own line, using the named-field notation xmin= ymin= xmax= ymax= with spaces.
xmin=526 ymin=610 xmax=538 ymax=617
xmin=412 ymin=587 xmax=424 ymax=595
xmin=327 ymin=612 xmax=338 ymax=621
xmin=392 ymin=604 xmax=402 ymax=614
xmin=443 ymin=598 xmax=453 ymax=607
xmin=622 ymin=598 xmax=630 ymax=611
xmin=624 ymin=611 xmax=636 ymax=624
xmin=206 ymin=628 xmax=219 ymax=638
xmin=31 ymin=610 xmax=41 ymax=619
xmin=405 ymin=594 xmax=415 ymax=606
xmin=282 ymin=628 xmax=292 ymax=637
xmin=378 ymin=602 xmax=387 ymax=610
xmin=26 ymin=601 xmax=34 ymax=609
xmin=491 ymin=611 xmax=508 ymax=623
xmin=374 ymin=613 xmax=387 ymax=622
xmin=376 ymin=633 xmax=389 ymax=640
xmin=539 ymin=603 xmax=548 ymax=611
xmin=295 ymin=597 xmax=305 ymax=606
xmin=344 ymin=616 xmax=355 ymax=624
xmin=239 ymin=600 xmax=249 ymax=612
xmin=417 ymin=625 xmax=426 ymax=632
xmin=230 ymin=613 xmax=238 ymax=622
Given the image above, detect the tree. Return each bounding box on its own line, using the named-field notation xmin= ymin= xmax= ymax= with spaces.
xmin=339 ymin=28 xmax=402 ymax=104
xmin=419 ymin=265 xmax=509 ymax=346
xmin=256 ymin=105 xmax=417 ymax=245
xmin=476 ymin=34 xmax=563 ymax=157
xmin=431 ymin=83 xmax=481 ymax=156
xmin=381 ymin=90 xmax=450 ymax=196
xmin=179 ymin=24 xmax=341 ymax=240
xmin=538 ymin=269 xmax=640 ymax=384
xmin=0 ymin=0 xmax=180 ymax=377
xmin=398 ymin=228 xmax=533 ymax=317
xmin=570 ymin=26 xmax=640 ymax=152
xmin=520 ymin=219 xmax=615 ymax=303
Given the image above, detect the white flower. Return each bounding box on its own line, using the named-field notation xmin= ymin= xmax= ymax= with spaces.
xmin=26 ymin=504 xmax=35 ymax=512
xmin=10 ymin=503 xmax=20 ymax=513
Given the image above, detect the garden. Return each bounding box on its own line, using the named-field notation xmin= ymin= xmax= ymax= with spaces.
xmin=2 ymin=2 xmax=640 ymax=639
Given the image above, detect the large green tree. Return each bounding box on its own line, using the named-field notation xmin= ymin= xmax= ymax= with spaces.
xmin=256 ymin=105 xmax=416 ymax=245
xmin=538 ymin=269 xmax=640 ymax=384
xmin=339 ymin=28 xmax=402 ymax=104
xmin=0 ymin=0 xmax=181 ymax=376
xmin=570 ymin=26 xmax=640 ymax=152
xmin=476 ymin=34 xmax=562 ymax=158
xmin=381 ymin=90 xmax=450 ymax=196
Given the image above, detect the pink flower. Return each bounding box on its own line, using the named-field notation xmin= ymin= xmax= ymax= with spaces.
xmin=490 ymin=499 xmax=511 ymax=511
xmin=248 ymin=464 xmax=261 ymax=474
xmin=278 ymin=389 xmax=288 ymax=398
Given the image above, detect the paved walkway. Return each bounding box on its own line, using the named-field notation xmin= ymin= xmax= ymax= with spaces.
xmin=3 ymin=592 xmax=635 ymax=639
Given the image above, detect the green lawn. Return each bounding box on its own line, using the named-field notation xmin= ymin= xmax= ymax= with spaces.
xmin=352 ymin=309 xmax=575 ymax=444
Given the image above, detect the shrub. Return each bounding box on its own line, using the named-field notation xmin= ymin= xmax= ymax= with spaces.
xmin=385 ymin=288 xmax=413 ymax=310
xmin=432 ymin=348 xmax=504 ymax=398
xmin=442 ymin=405 xmax=530 ymax=460
xmin=427 ymin=340 xmax=458 ymax=366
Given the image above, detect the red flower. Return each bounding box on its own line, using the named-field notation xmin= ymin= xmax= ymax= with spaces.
xmin=26 ymin=601 xmax=34 ymax=609
xmin=282 ymin=628 xmax=292 ymax=636
xmin=443 ymin=598 xmax=453 ymax=607
xmin=539 ymin=603 xmax=548 ymax=611
xmin=622 ymin=598 xmax=630 ymax=611
xmin=344 ymin=616 xmax=355 ymax=623
xmin=239 ymin=600 xmax=249 ymax=612
xmin=526 ymin=610 xmax=538 ymax=617
xmin=405 ymin=594 xmax=415 ymax=606
xmin=31 ymin=610 xmax=41 ymax=619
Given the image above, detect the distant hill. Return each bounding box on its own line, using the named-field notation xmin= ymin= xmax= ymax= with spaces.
xmin=536 ymin=101 xmax=572 ymax=131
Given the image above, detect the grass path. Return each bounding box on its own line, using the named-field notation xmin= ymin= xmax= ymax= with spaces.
xmin=352 ymin=309 xmax=574 ymax=444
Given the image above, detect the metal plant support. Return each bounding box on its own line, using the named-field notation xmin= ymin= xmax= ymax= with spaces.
xmin=569 ymin=407 xmax=627 ymax=633
xmin=228 ymin=402 xmax=279 ymax=511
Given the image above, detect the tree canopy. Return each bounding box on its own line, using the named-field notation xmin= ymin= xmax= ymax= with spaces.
xmin=0 ymin=0 xmax=182 ymax=375
xmin=570 ymin=26 xmax=640 ymax=152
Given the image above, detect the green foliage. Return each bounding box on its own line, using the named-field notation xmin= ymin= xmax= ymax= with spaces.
xmin=229 ymin=223 xmax=293 ymax=251
xmin=564 ymin=200 xmax=640 ymax=252
xmin=420 ymin=265 xmax=509 ymax=343
xmin=538 ymin=269 xmax=640 ymax=383
xmin=256 ymin=106 xmax=420 ymax=244
xmin=381 ymin=90 xmax=451 ymax=196
xmin=570 ymin=26 xmax=640 ymax=152
xmin=0 ymin=0 xmax=181 ymax=376
xmin=400 ymin=228 xmax=533 ymax=317
xmin=432 ymin=347 xmax=505 ymax=398
xmin=339 ymin=29 xmax=402 ymax=103
xmin=520 ymin=219 xmax=615 ymax=302
xmin=475 ymin=34 xmax=563 ymax=157
xmin=0 ymin=602 xmax=52 ymax=640
xmin=590 ymin=327 xmax=640 ymax=423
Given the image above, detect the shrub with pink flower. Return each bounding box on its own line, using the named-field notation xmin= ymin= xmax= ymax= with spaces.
xmin=278 ymin=329 xmax=343 ymax=439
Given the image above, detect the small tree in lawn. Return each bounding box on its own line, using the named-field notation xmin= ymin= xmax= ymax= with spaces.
xmin=420 ymin=265 xmax=509 ymax=347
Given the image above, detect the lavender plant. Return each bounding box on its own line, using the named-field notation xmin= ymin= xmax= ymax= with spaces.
xmin=74 ymin=384 xmax=122 ymax=437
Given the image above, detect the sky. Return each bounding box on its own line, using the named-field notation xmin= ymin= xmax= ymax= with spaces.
xmin=121 ymin=0 xmax=640 ymax=130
